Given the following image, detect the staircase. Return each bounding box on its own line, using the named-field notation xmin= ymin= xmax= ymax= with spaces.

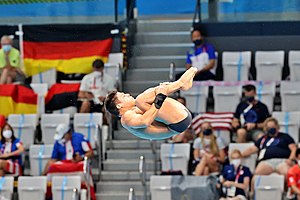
xmin=125 ymin=19 xmax=194 ymax=96
xmin=96 ymin=124 xmax=163 ymax=200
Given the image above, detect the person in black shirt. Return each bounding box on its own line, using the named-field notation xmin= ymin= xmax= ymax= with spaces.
xmin=242 ymin=117 xmax=297 ymax=193
xmin=232 ymin=84 xmax=270 ymax=143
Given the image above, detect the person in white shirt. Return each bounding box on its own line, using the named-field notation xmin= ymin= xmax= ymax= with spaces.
xmin=78 ymin=59 xmax=115 ymax=113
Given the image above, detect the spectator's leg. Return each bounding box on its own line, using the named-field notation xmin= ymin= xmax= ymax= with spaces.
xmin=80 ymin=100 xmax=91 ymax=113
xmin=195 ymin=156 xmax=207 ymax=176
xmin=276 ymin=161 xmax=290 ymax=178
xmin=251 ymin=161 xmax=274 ymax=192
xmin=236 ymin=128 xmax=247 ymax=143
xmin=42 ymin=159 xmax=56 ymax=175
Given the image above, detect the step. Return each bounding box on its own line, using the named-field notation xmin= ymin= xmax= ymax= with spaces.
xmin=133 ymin=43 xmax=192 ymax=56
xmin=124 ymin=80 xmax=165 ymax=93
xmin=106 ymin=140 xmax=164 ymax=149
xmin=137 ymin=19 xmax=192 ymax=32
xmin=126 ymin=68 xmax=170 ymax=81
xmin=135 ymin=31 xmax=190 ymax=44
xmin=103 ymin=159 xmax=161 ymax=171
xmin=130 ymin=55 xmax=186 ymax=68
xmin=100 ymin=171 xmax=155 ymax=181
xmin=107 ymin=149 xmax=160 ymax=160
xmin=97 ymin=181 xmax=149 ymax=192
xmin=96 ymin=192 xmax=150 ymax=200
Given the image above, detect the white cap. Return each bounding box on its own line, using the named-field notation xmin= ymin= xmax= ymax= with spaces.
xmin=54 ymin=123 xmax=70 ymax=140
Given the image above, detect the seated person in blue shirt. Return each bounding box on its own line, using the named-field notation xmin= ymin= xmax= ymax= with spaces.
xmin=42 ymin=123 xmax=94 ymax=175
xmin=220 ymin=149 xmax=252 ymax=200
xmin=176 ymin=29 xmax=216 ymax=81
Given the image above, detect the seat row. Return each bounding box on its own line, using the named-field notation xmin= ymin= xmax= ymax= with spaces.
xmin=221 ymin=50 xmax=300 ymax=81
xmin=182 ymin=81 xmax=300 ymax=113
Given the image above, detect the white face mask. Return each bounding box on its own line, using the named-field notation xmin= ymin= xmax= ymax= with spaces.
xmin=3 ymin=130 xmax=12 ymax=139
xmin=203 ymin=138 xmax=211 ymax=146
xmin=231 ymin=159 xmax=241 ymax=167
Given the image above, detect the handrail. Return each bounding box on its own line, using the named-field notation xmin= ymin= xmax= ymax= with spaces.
xmin=169 ymin=62 xmax=176 ymax=81
xmin=94 ymin=124 xmax=103 ymax=181
xmin=128 ymin=187 xmax=136 ymax=200
xmin=83 ymin=156 xmax=91 ymax=200
xmin=107 ymin=112 xmax=114 ymax=150
xmin=139 ymin=156 xmax=147 ymax=200
xmin=192 ymin=0 xmax=201 ymax=26
xmin=150 ymin=141 xmax=157 ymax=175
xmin=71 ymin=188 xmax=79 ymax=200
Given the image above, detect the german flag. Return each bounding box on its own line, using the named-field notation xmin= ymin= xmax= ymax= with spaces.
xmin=0 ymin=84 xmax=37 ymax=117
xmin=23 ymin=24 xmax=114 ymax=76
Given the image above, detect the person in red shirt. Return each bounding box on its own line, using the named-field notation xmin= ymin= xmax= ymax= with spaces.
xmin=287 ymin=148 xmax=300 ymax=199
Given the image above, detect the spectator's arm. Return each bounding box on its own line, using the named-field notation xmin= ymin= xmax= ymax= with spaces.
xmin=42 ymin=159 xmax=57 ymax=175
xmin=185 ymin=63 xmax=192 ymax=70
xmin=193 ymin=148 xmax=200 ymax=160
xmin=291 ymin=185 xmax=300 ymax=195
xmin=232 ymin=117 xmax=240 ymax=129
xmin=256 ymin=122 xmax=265 ymax=129
xmin=232 ymin=176 xmax=250 ymax=190
xmin=217 ymin=149 xmax=226 ymax=163
xmin=288 ymin=143 xmax=297 ymax=160
xmin=242 ymin=145 xmax=259 ymax=158
xmin=8 ymin=142 xmax=24 ymax=157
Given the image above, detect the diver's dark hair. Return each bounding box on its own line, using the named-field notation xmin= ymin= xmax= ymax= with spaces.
xmin=105 ymin=90 xmax=120 ymax=116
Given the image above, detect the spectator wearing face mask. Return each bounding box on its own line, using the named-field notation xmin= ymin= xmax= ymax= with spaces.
xmin=232 ymin=84 xmax=270 ymax=143
xmin=242 ymin=117 xmax=296 ymax=194
xmin=193 ymin=121 xmax=226 ymax=176
xmin=219 ymin=149 xmax=252 ymax=200
xmin=0 ymin=35 xmax=25 ymax=84
xmin=42 ymin=123 xmax=93 ymax=175
xmin=175 ymin=29 xmax=216 ymax=81
xmin=0 ymin=123 xmax=25 ymax=176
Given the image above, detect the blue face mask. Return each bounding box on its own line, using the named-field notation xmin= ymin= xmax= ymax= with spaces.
xmin=246 ymin=96 xmax=255 ymax=103
xmin=203 ymin=128 xmax=212 ymax=136
xmin=193 ymin=39 xmax=202 ymax=46
xmin=2 ymin=45 xmax=11 ymax=52
xmin=267 ymin=128 xmax=277 ymax=136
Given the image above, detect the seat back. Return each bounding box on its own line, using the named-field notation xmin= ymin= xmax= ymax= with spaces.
xmin=254 ymin=175 xmax=284 ymax=200
xmin=73 ymin=113 xmax=103 ymax=148
xmin=229 ymin=143 xmax=257 ymax=173
xmin=53 ymin=106 xmax=77 ymax=118
xmin=289 ymin=50 xmax=300 ymax=81
xmin=29 ymin=145 xmax=53 ymax=176
xmin=272 ymin=111 xmax=300 ymax=143
xmin=160 ymin=143 xmax=190 ymax=175
xmin=280 ymin=81 xmax=300 ymax=112
xmin=222 ymin=51 xmax=251 ymax=81
xmin=104 ymin=63 xmax=119 ymax=89
xmin=8 ymin=114 xmax=38 ymax=148
xmin=52 ymin=176 xmax=81 ymax=200
xmin=30 ymin=83 xmax=48 ymax=114
xmin=213 ymin=85 xmax=242 ymax=112
xmin=32 ymin=68 xmax=57 ymax=88
xmin=41 ymin=114 xmax=70 ymax=144
xmin=180 ymin=84 xmax=209 ymax=113
xmin=251 ymin=81 xmax=276 ymax=113
xmin=255 ymin=51 xmax=284 ymax=81
xmin=0 ymin=176 xmax=13 ymax=200
xmin=150 ymin=176 xmax=172 ymax=200
xmin=18 ymin=176 xmax=47 ymax=200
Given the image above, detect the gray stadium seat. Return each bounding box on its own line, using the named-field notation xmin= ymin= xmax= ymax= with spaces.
xmin=52 ymin=176 xmax=81 ymax=200
xmin=213 ymin=85 xmax=242 ymax=112
xmin=32 ymin=68 xmax=57 ymax=88
xmin=280 ymin=81 xmax=300 ymax=112
xmin=254 ymin=174 xmax=284 ymax=200
xmin=18 ymin=176 xmax=47 ymax=200
xmin=289 ymin=50 xmax=300 ymax=81
xmin=29 ymin=144 xmax=53 ymax=176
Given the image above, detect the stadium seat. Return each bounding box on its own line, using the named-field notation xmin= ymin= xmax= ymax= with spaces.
xmin=160 ymin=143 xmax=190 ymax=175
xmin=254 ymin=174 xmax=284 ymax=200
xmin=222 ymin=51 xmax=251 ymax=81
xmin=18 ymin=176 xmax=47 ymax=200
xmin=213 ymin=85 xmax=242 ymax=112
xmin=251 ymin=81 xmax=276 ymax=113
xmin=8 ymin=114 xmax=38 ymax=148
xmin=53 ymin=106 xmax=78 ymax=118
xmin=30 ymin=83 xmax=48 ymax=114
xmin=108 ymin=53 xmax=124 ymax=68
xmin=0 ymin=176 xmax=14 ymax=200
xmin=29 ymin=145 xmax=53 ymax=176
xmin=150 ymin=175 xmax=172 ymax=200
xmin=107 ymin=52 xmax=124 ymax=90
xmin=32 ymin=68 xmax=57 ymax=88
xmin=255 ymin=51 xmax=284 ymax=81
xmin=228 ymin=143 xmax=257 ymax=173
xmin=41 ymin=113 xmax=70 ymax=145
xmin=180 ymin=83 xmax=209 ymax=113
xmin=289 ymin=50 xmax=300 ymax=81
xmin=272 ymin=111 xmax=300 ymax=143
xmin=52 ymin=176 xmax=81 ymax=200
xmin=73 ymin=113 xmax=103 ymax=149
xmin=280 ymin=81 xmax=300 ymax=112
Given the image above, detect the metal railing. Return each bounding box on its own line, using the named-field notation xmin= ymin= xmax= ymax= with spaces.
xmin=193 ymin=0 xmax=202 ymax=25
xmin=71 ymin=188 xmax=79 ymax=200
xmin=83 ymin=156 xmax=91 ymax=200
xmin=150 ymin=141 xmax=158 ymax=175
xmin=169 ymin=62 xmax=176 ymax=82
xmin=95 ymin=124 xmax=103 ymax=181
xmin=139 ymin=156 xmax=147 ymax=200
xmin=128 ymin=187 xmax=136 ymax=200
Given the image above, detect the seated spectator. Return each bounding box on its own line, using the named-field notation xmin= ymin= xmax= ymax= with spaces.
xmin=78 ymin=59 xmax=115 ymax=114
xmin=0 ymin=123 xmax=24 ymax=176
xmin=219 ymin=149 xmax=252 ymax=200
xmin=193 ymin=122 xmax=226 ymax=176
xmin=176 ymin=29 xmax=216 ymax=81
xmin=0 ymin=35 xmax=25 ymax=84
xmin=242 ymin=117 xmax=296 ymax=193
xmin=287 ymin=148 xmax=300 ymax=199
xmin=232 ymin=84 xmax=270 ymax=143
xmin=42 ymin=123 xmax=93 ymax=175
